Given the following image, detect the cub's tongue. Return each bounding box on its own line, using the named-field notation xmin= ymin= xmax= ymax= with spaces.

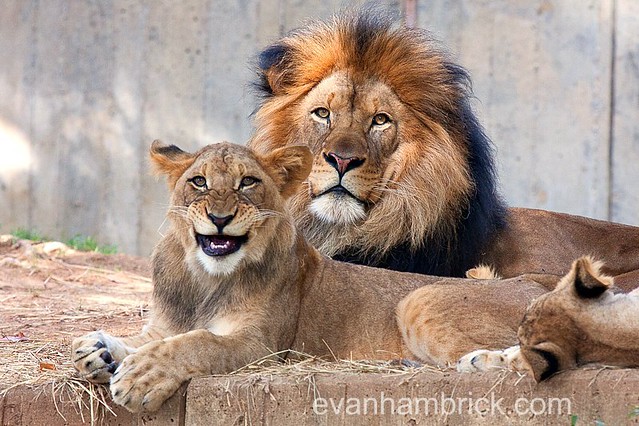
xmin=196 ymin=234 xmax=246 ymax=257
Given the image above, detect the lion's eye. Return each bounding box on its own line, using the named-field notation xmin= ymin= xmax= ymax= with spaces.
xmin=372 ymin=113 xmax=391 ymax=126
xmin=239 ymin=176 xmax=260 ymax=189
xmin=189 ymin=176 xmax=207 ymax=188
xmin=311 ymin=107 xmax=330 ymax=120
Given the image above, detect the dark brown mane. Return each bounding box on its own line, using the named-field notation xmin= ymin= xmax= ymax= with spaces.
xmin=253 ymin=10 xmax=507 ymax=277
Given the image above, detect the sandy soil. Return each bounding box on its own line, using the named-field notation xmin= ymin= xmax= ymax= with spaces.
xmin=0 ymin=235 xmax=152 ymax=390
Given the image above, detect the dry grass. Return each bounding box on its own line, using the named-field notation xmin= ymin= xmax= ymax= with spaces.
xmin=0 ymin=235 xmax=152 ymax=423
xmin=222 ymin=350 xmax=445 ymax=380
xmin=0 ymin=341 xmax=447 ymax=424
xmin=0 ymin=339 xmax=74 ymax=392
xmin=0 ymin=338 xmax=117 ymax=424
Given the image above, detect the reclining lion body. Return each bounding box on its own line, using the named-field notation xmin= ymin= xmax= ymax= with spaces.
xmin=294 ymin=256 xmax=548 ymax=362
xmin=484 ymin=208 xmax=639 ymax=278
xmin=71 ymin=142 xmax=547 ymax=412
xmin=250 ymin=10 xmax=639 ymax=279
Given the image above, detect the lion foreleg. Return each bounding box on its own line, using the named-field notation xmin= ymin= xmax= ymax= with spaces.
xmin=110 ymin=328 xmax=274 ymax=412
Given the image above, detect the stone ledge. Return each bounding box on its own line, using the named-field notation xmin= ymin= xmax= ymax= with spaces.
xmin=186 ymin=369 xmax=639 ymax=425
xmin=0 ymin=384 xmax=186 ymax=426
xmin=2 ymin=370 xmax=638 ymax=425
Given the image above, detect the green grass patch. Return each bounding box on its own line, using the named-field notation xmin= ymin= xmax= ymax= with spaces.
xmin=65 ymin=235 xmax=117 ymax=254
xmin=11 ymin=228 xmax=47 ymax=241
xmin=10 ymin=228 xmax=117 ymax=254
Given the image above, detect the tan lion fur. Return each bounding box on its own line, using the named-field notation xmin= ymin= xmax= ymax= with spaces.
xmin=396 ymin=276 xmax=547 ymax=364
xmin=251 ymin=10 xmax=639 ymax=279
xmin=456 ymin=257 xmax=639 ymax=381
xmin=465 ymin=265 xmax=501 ymax=280
xmin=72 ymin=141 xmax=548 ymax=412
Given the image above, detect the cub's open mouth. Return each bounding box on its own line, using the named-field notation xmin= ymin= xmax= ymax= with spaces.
xmin=196 ymin=234 xmax=248 ymax=257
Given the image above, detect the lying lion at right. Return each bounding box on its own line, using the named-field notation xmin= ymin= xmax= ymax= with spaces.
xmin=455 ymin=256 xmax=639 ymax=381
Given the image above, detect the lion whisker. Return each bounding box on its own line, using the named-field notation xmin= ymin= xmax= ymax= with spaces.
xmin=255 ymin=209 xmax=286 ymax=219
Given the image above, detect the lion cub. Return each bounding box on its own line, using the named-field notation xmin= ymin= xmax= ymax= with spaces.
xmin=457 ymin=256 xmax=639 ymax=380
xmin=71 ymin=141 xmax=546 ymax=412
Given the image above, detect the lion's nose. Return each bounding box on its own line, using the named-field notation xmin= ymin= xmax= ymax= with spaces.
xmin=208 ymin=213 xmax=234 ymax=233
xmin=323 ymin=152 xmax=365 ymax=177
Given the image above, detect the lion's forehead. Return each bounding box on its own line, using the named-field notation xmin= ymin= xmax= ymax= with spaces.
xmin=302 ymin=71 xmax=403 ymax=118
xmin=193 ymin=152 xmax=258 ymax=186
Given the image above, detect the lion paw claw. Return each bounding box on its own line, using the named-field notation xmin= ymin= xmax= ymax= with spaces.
xmin=71 ymin=331 xmax=126 ymax=383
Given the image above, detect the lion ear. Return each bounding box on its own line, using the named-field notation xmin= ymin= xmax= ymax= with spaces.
xmin=571 ymin=256 xmax=612 ymax=299
xmin=257 ymin=44 xmax=290 ymax=95
xmin=261 ymin=146 xmax=313 ymax=199
xmin=521 ymin=346 xmax=559 ymax=382
xmin=149 ymin=140 xmax=196 ymax=189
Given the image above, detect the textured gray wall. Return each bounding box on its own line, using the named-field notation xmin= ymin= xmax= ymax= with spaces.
xmin=0 ymin=0 xmax=638 ymax=255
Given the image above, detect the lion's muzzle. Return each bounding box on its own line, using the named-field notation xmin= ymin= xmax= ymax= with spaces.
xmin=323 ymin=151 xmax=365 ymax=178
xmin=208 ymin=212 xmax=235 ymax=233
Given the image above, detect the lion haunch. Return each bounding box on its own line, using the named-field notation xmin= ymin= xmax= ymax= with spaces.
xmin=250 ymin=9 xmax=639 ymax=279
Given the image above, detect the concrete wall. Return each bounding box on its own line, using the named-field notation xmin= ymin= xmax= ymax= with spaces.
xmin=0 ymin=0 xmax=637 ymax=255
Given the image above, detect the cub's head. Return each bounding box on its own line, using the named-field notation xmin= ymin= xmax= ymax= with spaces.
xmin=250 ymin=11 xmax=499 ymax=264
xmin=150 ymin=141 xmax=312 ymax=276
xmin=517 ymin=257 xmax=616 ymax=381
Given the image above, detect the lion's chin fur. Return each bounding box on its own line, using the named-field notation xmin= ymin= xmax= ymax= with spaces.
xmin=194 ymin=249 xmax=246 ymax=277
xmin=309 ymin=194 xmax=366 ymax=224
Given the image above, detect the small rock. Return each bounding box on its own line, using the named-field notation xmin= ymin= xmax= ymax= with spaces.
xmin=0 ymin=234 xmax=16 ymax=246
xmin=40 ymin=241 xmax=71 ymax=256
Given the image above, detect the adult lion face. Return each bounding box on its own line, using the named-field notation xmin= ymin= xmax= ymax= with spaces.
xmin=298 ymin=71 xmax=407 ymax=225
xmin=150 ymin=141 xmax=312 ymax=276
xmin=249 ymin=12 xmax=489 ymax=265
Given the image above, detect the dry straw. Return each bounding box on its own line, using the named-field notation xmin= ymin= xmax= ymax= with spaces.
xmin=0 ymin=339 xmax=445 ymax=424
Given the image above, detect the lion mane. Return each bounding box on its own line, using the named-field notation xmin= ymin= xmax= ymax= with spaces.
xmin=251 ymin=10 xmax=507 ymax=277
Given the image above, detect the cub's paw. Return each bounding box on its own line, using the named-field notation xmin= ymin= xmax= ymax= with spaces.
xmin=71 ymin=331 xmax=122 ymax=383
xmin=110 ymin=340 xmax=183 ymax=413
xmin=457 ymin=346 xmax=520 ymax=373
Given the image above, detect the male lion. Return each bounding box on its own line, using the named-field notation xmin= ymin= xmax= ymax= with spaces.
xmin=457 ymin=256 xmax=639 ymax=381
xmin=71 ymin=141 xmax=546 ymax=412
xmin=250 ymin=10 xmax=639 ymax=278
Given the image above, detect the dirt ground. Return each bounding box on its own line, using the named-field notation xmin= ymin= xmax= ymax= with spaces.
xmin=0 ymin=235 xmax=152 ymax=391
